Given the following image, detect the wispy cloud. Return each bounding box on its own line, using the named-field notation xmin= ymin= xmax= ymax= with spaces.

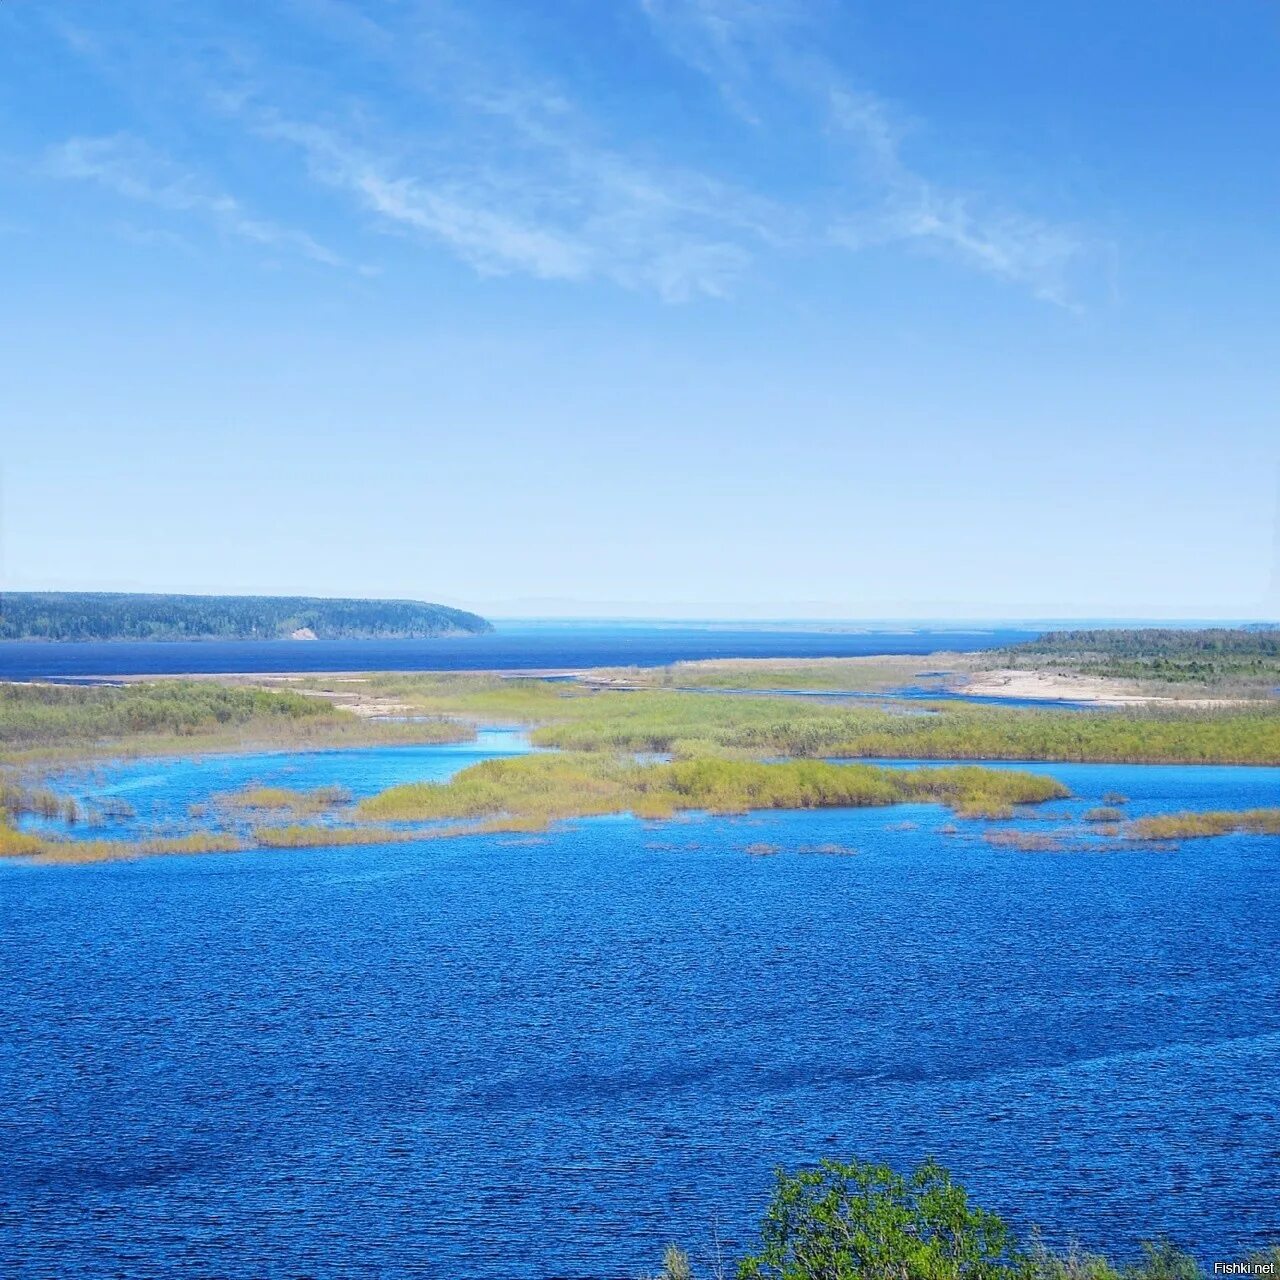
xmin=831 ymin=197 xmax=1084 ymax=308
xmin=241 ymin=87 xmax=780 ymax=301
xmin=641 ymin=0 xmax=1089 ymax=305
xmin=40 ymin=0 xmax=1093 ymax=305
xmin=190 ymin=0 xmax=791 ymax=301
xmin=45 ymin=133 xmax=346 ymax=268
xmin=264 ymin=117 xmax=595 ymax=282
xmin=638 ymin=0 xmax=799 ymax=121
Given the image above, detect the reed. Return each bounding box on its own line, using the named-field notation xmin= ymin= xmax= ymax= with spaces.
xmin=357 ymin=753 xmax=1069 ymax=826
xmin=0 ymin=679 xmax=475 ymax=763
xmin=338 ymin=674 xmax=1280 ymax=765
xmin=222 ymin=784 xmax=353 ymax=815
xmin=1124 ymin=808 xmax=1280 ymax=841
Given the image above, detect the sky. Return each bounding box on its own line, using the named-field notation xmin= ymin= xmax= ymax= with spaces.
xmin=1 ymin=0 xmax=1277 ymax=621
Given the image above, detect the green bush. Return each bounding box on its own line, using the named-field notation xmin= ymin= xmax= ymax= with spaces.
xmin=737 ymin=1158 xmax=1024 ymax=1280
xmin=710 ymin=1159 xmax=1210 ymax=1280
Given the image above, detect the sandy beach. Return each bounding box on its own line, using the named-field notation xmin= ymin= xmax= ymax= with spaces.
xmin=958 ymin=668 xmax=1258 ymax=708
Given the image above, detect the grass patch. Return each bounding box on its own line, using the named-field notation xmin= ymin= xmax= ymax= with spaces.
xmin=1123 ymin=808 xmax=1280 ymax=841
xmin=598 ymin=654 xmax=966 ymax=692
xmin=0 ymin=780 xmax=80 ymax=823
xmin=1083 ymin=806 xmax=1125 ymax=823
xmin=329 ymin=673 xmax=1280 ymax=765
xmin=984 ymin=830 xmax=1065 ymax=853
xmin=221 ymin=784 xmax=352 ymax=815
xmin=357 ymin=753 xmax=1068 ymax=828
xmin=253 ymin=823 xmax=430 ymax=848
xmin=0 ymin=818 xmax=46 ymax=858
xmin=0 ymin=679 xmax=475 ymax=764
xmin=21 ymin=830 xmax=250 ymax=865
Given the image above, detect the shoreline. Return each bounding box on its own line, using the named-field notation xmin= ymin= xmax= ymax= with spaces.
xmin=957 ymin=668 xmax=1265 ymax=709
xmin=14 ymin=660 xmax=1273 ymax=712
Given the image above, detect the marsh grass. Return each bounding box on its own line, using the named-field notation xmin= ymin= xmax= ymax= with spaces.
xmin=22 ymin=830 xmax=249 ymax=865
xmin=32 ymin=775 xmax=1276 ymax=865
xmin=253 ymin=816 xmax=554 ymax=848
xmin=0 ymin=780 xmax=80 ymax=823
xmin=1124 ymin=808 xmax=1280 ymax=841
xmin=594 ymin=655 xmax=968 ymax=693
xmin=338 ymin=673 xmax=1280 ymax=765
xmin=222 ymin=784 xmax=353 ymax=816
xmin=10 ymin=668 xmax=1276 ymax=868
xmin=0 ymin=679 xmax=474 ymax=766
xmin=356 ymin=753 xmax=1069 ymax=827
xmin=253 ymin=823 xmax=425 ymax=847
xmin=1083 ymin=806 xmax=1125 ymax=823
xmin=0 ymin=818 xmax=46 ymax=858
xmin=984 ymin=830 xmax=1067 ymax=853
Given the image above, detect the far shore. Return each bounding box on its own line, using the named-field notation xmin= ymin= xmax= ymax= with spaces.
xmin=10 ymin=659 xmax=1274 ymax=713
xmin=957 ymin=668 xmax=1261 ymax=708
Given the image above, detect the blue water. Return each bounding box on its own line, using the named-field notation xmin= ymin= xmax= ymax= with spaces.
xmin=3 ymin=739 xmax=1278 ymax=1277
xmin=0 ymin=623 xmax=1039 ymax=680
xmin=19 ymin=729 xmax=534 ymax=840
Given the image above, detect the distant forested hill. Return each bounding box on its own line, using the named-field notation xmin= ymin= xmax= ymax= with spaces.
xmin=0 ymin=593 xmax=492 ymax=641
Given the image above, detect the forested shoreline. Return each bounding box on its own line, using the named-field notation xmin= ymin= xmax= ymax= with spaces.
xmin=1001 ymin=627 xmax=1280 ymax=687
xmin=0 ymin=592 xmax=492 ymax=641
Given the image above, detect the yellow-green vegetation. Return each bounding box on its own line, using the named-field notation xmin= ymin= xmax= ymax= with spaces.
xmin=253 ymin=821 xmax=487 ymax=848
xmin=0 ymin=817 xmax=46 ymax=858
xmin=982 ymin=807 xmax=1280 ymax=852
xmin=1 ymin=813 xmax=532 ymax=863
xmin=983 ymin=830 xmax=1065 ymax=852
xmin=0 ymin=679 xmax=474 ymax=763
xmin=1083 ymin=806 xmax=1125 ymax=823
xmin=254 ymin=823 xmax=416 ymax=847
xmin=0 ymin=779 xmax=80 ymax=822
xmin=7 ymin=664 xmax=1277 ymax=869
xmin=357 ymin=753 xmax=1068 ymax=826
xmin=221 ymin=783 xmax=352 ymax=815
xmin=534 ymin=697 xmax=1280 ymax=764
xmin=318 ymin=673 xmax=1280 ymax=765
xmin=4 ymin=825 xmax=249 ymax=866
xmin=591 ymin=654 xmax=966 ymax=692
xmin=1124 ymin=808 xmax=1280 ymax=841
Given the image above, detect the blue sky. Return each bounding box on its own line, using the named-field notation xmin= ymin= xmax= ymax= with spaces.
xmin=2 ymin=0 xmax=1277 ymax=620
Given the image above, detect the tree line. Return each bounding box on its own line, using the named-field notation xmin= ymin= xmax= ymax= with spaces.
xmin=0 ymin=592 xmax=492 ymax=641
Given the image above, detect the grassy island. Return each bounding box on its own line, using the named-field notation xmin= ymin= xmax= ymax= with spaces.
xmin=358 ymin=754 xmax=1068 ymax=824
xmin=0 ymin=752 xmax=1069 ymax=864
xmin=1123 ymin=807 xmax=1280 ymax=841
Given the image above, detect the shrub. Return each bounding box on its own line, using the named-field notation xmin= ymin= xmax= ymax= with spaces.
xmin=737 ymin=1157 xmax=1025 ymax=1280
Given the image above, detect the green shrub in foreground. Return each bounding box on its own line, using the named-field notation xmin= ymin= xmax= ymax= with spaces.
xmin=659 ymin=1157 xmax=1233 ymax=1280
xmin=737 ymin=1158 xmax=1024 ymax=1280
